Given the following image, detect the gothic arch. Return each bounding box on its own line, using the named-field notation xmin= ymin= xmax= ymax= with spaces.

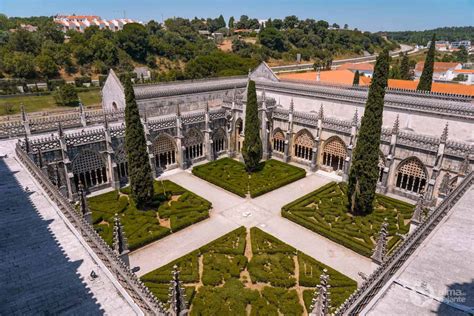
xmin=152 ymin=133 xmax=177 ymax=169
xmin=395 ymin=157 xmax=427 ymax=194
xmin=293 ymin=129 xmax=314 ymax=160
xmin=183 ymin=128 xmax=204 ymax=160
xmin=212 ymin=127 xmax=226 ymax=153
xmin=272 ymin=128 xmax=286 ymax=153
xmin=322 ymin=136 xmax=347 ymax=171
xmin=72 ymin=150 xmax=107 ymax=189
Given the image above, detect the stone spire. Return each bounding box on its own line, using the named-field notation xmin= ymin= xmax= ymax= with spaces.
xmin=37 ymin=148 xmax=44 ymax=168
xmin=392 ymin=115 xmax=399 ymax=135
xmin=205 ymin=101 xmax=210 ymax=114
xmin=371 ymin=218 xmax=388 ymax=264
xmin=113 ymin=213 xmax=130 ymax=266
xmin=168 ymin=265 xmax=188 ymax=316
xmin=309 ymin=269 xmax=331 ymax=316
xmin=24 ymin=133 xmax=31 ymax=153
xmin=459 ymin=153 xmax=471 ymax=175
xmin=103 ymin=114 xmax=109 ymax=130
xmin=352 ymin=109 xmax=358 ymax=126
xmin=411 ymin=193 xmax=424 ymax=225
xmin=78 ymin=182 xmax=92 ymax=224
xmin=289 ymin=98 xmax=294 ymax=113
xmin=57 ymin=121 xmax=64 ymax=138
xmin=319 ymin=103 xmax=324 ymax=120
xmin=21 ymin=103 xmax=27 ymax=122
xmin=176 ymin=103 xmax=181 ymax=117
xmin=440 ymin=122 xmax=448 ymax=143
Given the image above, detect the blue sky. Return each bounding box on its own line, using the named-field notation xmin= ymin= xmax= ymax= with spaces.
xmin=1 ymin=0 xmax=473 ymax=32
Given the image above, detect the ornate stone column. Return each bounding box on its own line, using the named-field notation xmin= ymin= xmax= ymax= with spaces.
xmin=343 ymin=109 xmax=358 ymax=180
xmin=426 ymin=123 xmax=448 ymax=203
xmin=103 ymin=116 xmax=120 ymax=189
xmin=79 ymin=100 xmax=87 ymax=127
xmin=57 ymin=123 xmax=74 ymax=200
xmin=203 ymin=102 xmax=213 ymax=161
xmin=21 ymin=104 xmax=31 ymax=136
xmin=385 ymin=116 xmax=399 ymax=193
xmin=259 ymin=90 xmax=270 ymax=160
xmin=175 ymin=104 xmax=185 ymax=169
xmin=142 ymin=113 xmax=157 ymax=178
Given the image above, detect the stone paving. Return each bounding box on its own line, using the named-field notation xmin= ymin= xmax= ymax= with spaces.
xmin=0 ymin=140 xmax=140 ymax=315
xmin=130 ymin=169 xmax=376 ymax=283
xmin=361 ymin=185 xmax=474 ymax=316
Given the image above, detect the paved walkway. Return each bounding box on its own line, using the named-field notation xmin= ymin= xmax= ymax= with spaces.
xmin=130 ymin=169 xmax=376 ymax=283
xmin=0 ymin=140 xmax=140 ymax=315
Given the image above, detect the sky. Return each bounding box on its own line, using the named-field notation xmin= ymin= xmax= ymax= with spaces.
xmin=1 ymin=0 xmax=473 ymax=32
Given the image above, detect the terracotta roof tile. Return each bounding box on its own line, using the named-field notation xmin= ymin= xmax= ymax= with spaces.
xmin=338 ymin=63 xmax=374 ymax=72
xmin=415 ymin=62 xmax=461 ymax=72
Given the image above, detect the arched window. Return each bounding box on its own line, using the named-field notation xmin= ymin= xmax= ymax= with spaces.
xmin=152 ymin=134 xmax=177 ymax=169
xmin=322 ymin=137 xmax=347 ymax=171
xmin=183 ymin=128 xmax=204 ymax=160
xmin=115 ymin=147 xmax=128 ymax=179
xmin=273 ymin=130 xmax=286 ymax=153
xmin=112 ymin=102 xmax=118 ymax=110
xmin=72 ymin=150 xmax=107 ymax=190
xmin=294 ymin=130 xmax=314 ymax=161
xmin=395 ymin=158 xmax=427 ymax=193
xmin=212 ymin=128 xmax=226 ymax=154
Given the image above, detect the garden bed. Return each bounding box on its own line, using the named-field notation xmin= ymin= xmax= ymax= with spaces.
xmin=192 ymin=158 xmax=306 ymax=198
xmin=141 ymin=226 xmax=356 ymax=315
xmin=282 ymin=182 xmax=414 ymax=257
xmin=87 ymin=180 xmax=211 ymax=251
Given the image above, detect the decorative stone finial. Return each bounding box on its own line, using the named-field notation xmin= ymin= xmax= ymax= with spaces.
xmin=371 ymin=218 xmax=388 ymax=264
xmin=176 ymin=103 xmax=181 ymax=117
xmin=352 ymin=109 xmax=358 ymax=126
xmin=21 ymin=103 xmax=27 ymax=122
xmin=168 ymin=265 xmax=188 ymax=316
xmin=411 ymin=193 xmax=424 ymax=225
xmin=78 ymin=98 xmax=84 ymax=114
xmin=318 ymin=103 xmax=324 ymax=120
xmin=113 ymin=213 xmax=128 ymax=255
xmin=57 ymin=122 xmax=64 ymax=138
xmin=205 ymin=101 xmax=210 ymax=114
xmin=440 ymin=122 xmax=449 ymax=143
xmin=392 ymin=115 xmax=399 ymax=134
xmin=289 ymin=98 xmax=294 ymax=113
xmin=78 ymin=182 xmax=92 ymax=224
xmin=309 ymin=269 xmax=331 ymax=316
xmin=104 ymin=114 xmax=109 ymax=130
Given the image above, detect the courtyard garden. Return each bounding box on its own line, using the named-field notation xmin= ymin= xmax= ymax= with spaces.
xmin=192 ymin=158 xmax=306 ymax=198
xmin=141 ymin=226 xmax=357 ymax=315
xmin=87 ymin=180 xmax=211 ymax=251
xmin=281 ymin=182 xmax=415 ymax=257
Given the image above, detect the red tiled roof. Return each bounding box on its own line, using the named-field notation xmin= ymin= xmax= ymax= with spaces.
xmin=415 ymin=62 xmax=461 ymax=72
xmin=279 ymin=70 xmax=371 ymax=86
xmin=453 ymin=69 xmax=474 ymax=74
xmin=389 ymin=79 xmax=474 ymax=96
xmin=338 ymin=63 xmax=374 ymax=72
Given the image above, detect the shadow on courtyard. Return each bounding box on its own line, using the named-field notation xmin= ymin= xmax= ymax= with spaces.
xmin=435 ymin=279 xmax=474 ymax=315
xmin=0 ymin=158 xmax=104 ymax=315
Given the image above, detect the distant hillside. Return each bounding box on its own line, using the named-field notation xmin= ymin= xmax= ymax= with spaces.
xmin=383 ymin=26 xmax=474 ymax=45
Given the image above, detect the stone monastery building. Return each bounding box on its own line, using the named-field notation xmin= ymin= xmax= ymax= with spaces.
xmin=9 ymin=62 xmax=473 ymax=205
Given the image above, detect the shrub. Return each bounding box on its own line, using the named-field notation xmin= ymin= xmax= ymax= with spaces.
xmin=53 ymin=84 xmax=79 ymax=106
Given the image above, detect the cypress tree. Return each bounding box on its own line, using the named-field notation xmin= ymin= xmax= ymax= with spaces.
xmin=242 ymin=80 xmax=262 ymax=172
xmin=124 ymin=77 xmax=155 ymax=207
xmin=400 ymin=53 xmax=410 ymax=80
xmin=347 ymin=49 xmax=390 ymax=215
xmin=417 ymin=34 xmax=436 ymax=91
xmin=353 ymin=70 xmax=360 ymax=86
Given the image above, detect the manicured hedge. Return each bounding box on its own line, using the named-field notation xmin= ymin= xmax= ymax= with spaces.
xmin=141 ymin=226 xmax=356 ymax=313
xmin=192 ymin=158 xmax=306 ymax=198
xmin=281 ymin=182 xmax=414 ymax=257
xmin=87 ymin=180 xmax=212 ymax=251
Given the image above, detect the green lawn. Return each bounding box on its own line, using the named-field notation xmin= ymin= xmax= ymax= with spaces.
xmin=192 ymin=158 xmax=306 ymax=198
xmin=87 ymin=180 xmax=211 ymax=251
xmin=0 ymin=89 xmax=101 ymax=116
xmin=141 ymin=227 xmax=356 ymax=315
xmin=282 ymin=182 xmax=414 ymax=257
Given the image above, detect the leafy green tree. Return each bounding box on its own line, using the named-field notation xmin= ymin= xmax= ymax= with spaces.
xmin=272 ymin=19 xmax=283 ymax=30
xmin=35 ymin=53 xmax=59 ymax=78
xmin=455 ymin=45 xmax=468 ymax=63
xmin=347 ymin=49 xmax=389 ymax=215
xmin=283 ymin=15 xmax=299 ymax=29
xmin=417 ymin=34 xmax=436 ymax=91
xmin=117 ymin=23 xmax=149 ymax=61
xmin=123 ymin=77 xmax=155 ymax=207
xmin=7 ymin=29 xmax=39 ymax=54
xmin=400 ymin=53 xmax=410 ymax=80
xmin=259 ymin=27 xmax=287 ymax=52
xmin=228 ymin=16 xmax=235 ymax=29
xmin=54 ymin=84 xmax=79 ymax=106
xmin=242 ymin=80 xmax=262 ymax=172
xmin=353 ymin=70 xmax=360 ymax=85
xmin=3 ymin=52 xmax=36 ymax=78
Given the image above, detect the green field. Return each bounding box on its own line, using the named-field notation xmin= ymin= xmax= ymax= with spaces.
xmin=282 ymin=182 xmax=414 ymax=257
xmin=87 ymin=180 xmax=211 ymax=251
xmin=141 ymin=226 xmax=357 ymax=315
xmin=0 ymin=89 xmax=101 ymax=116
xmin=192 ymin=158 xmax=306 ymax=198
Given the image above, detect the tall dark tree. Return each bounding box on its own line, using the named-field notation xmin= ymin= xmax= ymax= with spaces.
xmin=228 ymin=16 xmax=235 ymax=29
xmin=242 ymin=80 xmax=262 ymax=172
xmin=400 ymin=53 xmax=410 ymax=80
xmin=124 ymin=77 xmax=154 ymax=207
xmin=417 ymin=34 xmax=436 ymax=91
xmin=347 ymin=49 xmax=390 ymax=215
xmin=353 ymin=70 xmax=360 ymax=85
